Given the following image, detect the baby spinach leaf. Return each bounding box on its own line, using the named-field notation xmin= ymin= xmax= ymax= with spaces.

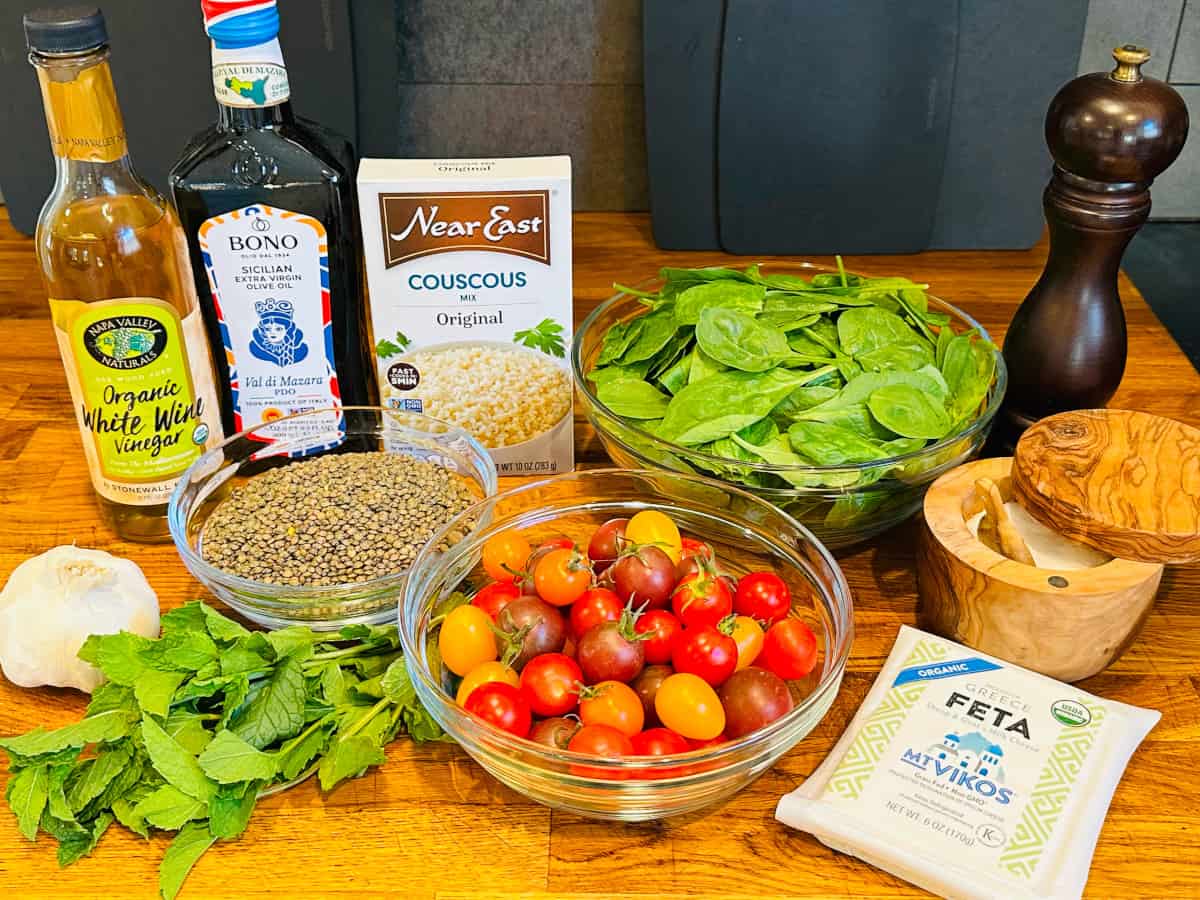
xmin=6 ymin=764 xmax=48 ymax=841
xmin=688 ymin=347 xmax=727 ymax=385
xmin=231 ymin=656 xmax=305 ymax=750
xmin=159 ymin=822 xmax=216 ymax=900
xmin=674 ymin=280 xmax=765 ymax=325
xmin=867 ymin=384 xmax=951 ymax=439
xmin=598 ymin=377 xmax=672 ymax=419
xmin=140 ymin=717 xmax=216 ymax=802
xmin=696 ymin=307 xmax=790 ymax=372
xmin=197 ymin=731 xmax=278 ymax=785
xmin=770 ymin=384 xmax=840 ymax=422
xmin=657 ymin=349 xmax=692 ymax=394
xmin=788 ymin=421 xmax=886 ymax=465
xmin=597 ymin=317 xmax=644 ymax=365
xmin=837 ymin=307 xmax=919 ymax=357
xmin=757 ymin=310 xmax=820 ymax=333
xmin=794 ymin=401 xmax=895 ymax=440
xmin=657 ymin=368 xmax=808 ymax=445
xmin=855 ymin=338 xmax=934 ymax=373
xmin=620 ymin=306 xmax=678 ymax=363
xmin=589 ymin=360 xmax=652 ymax=386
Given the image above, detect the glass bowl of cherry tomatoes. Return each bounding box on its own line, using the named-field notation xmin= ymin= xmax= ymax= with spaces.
xmin=398 ymin=468 xmax=853 ymax=821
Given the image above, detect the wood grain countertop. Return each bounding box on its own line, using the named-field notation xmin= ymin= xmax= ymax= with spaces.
xmin=0 ymin=208 xmax=1197 ymax=899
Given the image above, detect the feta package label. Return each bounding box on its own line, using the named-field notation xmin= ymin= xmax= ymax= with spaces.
xmin=777 ymin=626 xmax=1159 ymax=900
xmin=357 ymin=157 xmax=574 ymax=474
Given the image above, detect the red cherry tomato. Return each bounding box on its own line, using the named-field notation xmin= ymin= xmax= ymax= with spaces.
xmin=761 ymin=618 xmax=819 ymax=680
xmin=670 ymin=572 xmax=733 ymax=629
xmin=630 ymin=727 xmax=690 ymax=756
xmin=680 ymin=537 xmax=713 ymax=560
xmin=734 ymin=572 xmax=792 ymax=624
xmin=539 ymin=536 xmax=576 ymax=551
xmin=463 ymin=682 xmax=531 ymax=737
xmin=472 ymin=581 xmax=522 ymax=621
xmin=633 ymin=609 xmax=681 ymax=665
xmin=687 ymin=732 xmax=728 ymax=750
xmin=518 ymin=652 xmax=582 ymax=717
xmin=569 ymin=587 xmax=624 ymax=639
xmin=671 ymin=625 xmax=738 ymax=687
xmin=567 ymin=724 xmax=634 ymax=779
xmin=587 ymin=518 xmax=629 ymax=574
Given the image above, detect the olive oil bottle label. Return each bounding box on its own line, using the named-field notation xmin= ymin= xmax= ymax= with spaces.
xmin=198 ymin=204 xmax=341 ymax=439
xmin=211 ymin=38 xmax=290 ymax=108
xmin=49 ymin=298 xmax=217 ymax=505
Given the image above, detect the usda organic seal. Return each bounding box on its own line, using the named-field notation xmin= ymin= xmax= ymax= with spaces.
xmin=1051 ymin=699 xmax=1092 ymax=726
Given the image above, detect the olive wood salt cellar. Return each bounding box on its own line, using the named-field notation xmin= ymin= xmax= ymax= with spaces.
xmin=999 ymin=47 xmax=1188 ymax=448
xmin=918 ymin=409 xmax=1200 ymax=683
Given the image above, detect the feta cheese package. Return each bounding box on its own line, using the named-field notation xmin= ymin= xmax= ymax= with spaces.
xmin=357 ymin=157 xmax=574 ymax=475
xmin=777 ymin=625 xmax=1158 ymax=900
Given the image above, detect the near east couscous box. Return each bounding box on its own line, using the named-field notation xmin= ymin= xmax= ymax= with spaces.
xmin=357 ymin=156 xmax=574 ymax=474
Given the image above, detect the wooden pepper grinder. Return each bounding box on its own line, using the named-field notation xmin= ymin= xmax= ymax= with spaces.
xmin=997 ymin=46 xmax=1189 ymax=449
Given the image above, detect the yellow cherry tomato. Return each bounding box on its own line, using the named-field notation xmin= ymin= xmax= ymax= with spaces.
xmin=439 ymin=605 xmax=499 ymax=676
xmin=625 ymin=510 xmax=682 ymax=564
xmin=654 ymin=673 xmax=725 ymax=740
xmin=456 ymin=661 xmax=520 ymax=706
xmin=730 ymin=615 xmax=765 ymax=670
xmin=481 ymin=530 xmax=532 ymax=583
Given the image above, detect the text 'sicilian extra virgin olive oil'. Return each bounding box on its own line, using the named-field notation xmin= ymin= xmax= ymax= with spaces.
xmin=25 ymin=8 xmax=222 ymax=543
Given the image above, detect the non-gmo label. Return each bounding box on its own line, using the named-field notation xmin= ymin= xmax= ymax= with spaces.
xmin=1051 ymin=699 xmax=1093 ymax=727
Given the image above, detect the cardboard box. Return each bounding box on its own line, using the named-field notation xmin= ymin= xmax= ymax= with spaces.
xmin=357 ymin=157 xmax=574 ymax=475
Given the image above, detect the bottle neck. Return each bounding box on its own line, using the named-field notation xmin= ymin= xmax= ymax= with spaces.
xmin=211 ymin=36 xmax=293 ymax=129
xmin=33 ymin=48 xmax=132 ymax=169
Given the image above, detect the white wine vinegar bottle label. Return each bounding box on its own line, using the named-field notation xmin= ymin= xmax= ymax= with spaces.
xmin=49 ymin=297 xmax=215 ymax=505
xmin=198 ymin=204 xmax=342 ymax=441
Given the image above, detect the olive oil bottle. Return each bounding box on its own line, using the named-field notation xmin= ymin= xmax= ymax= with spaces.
xmin=26 ymin=8 xmax=221 ymax=542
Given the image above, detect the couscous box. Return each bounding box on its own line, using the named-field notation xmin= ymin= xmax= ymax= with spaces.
xmin=357 ymin=156 xmax=574 ymax=475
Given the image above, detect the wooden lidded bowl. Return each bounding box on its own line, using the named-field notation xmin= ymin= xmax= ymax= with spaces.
xmin=917 ymin=409 xmax=1200 ymax=682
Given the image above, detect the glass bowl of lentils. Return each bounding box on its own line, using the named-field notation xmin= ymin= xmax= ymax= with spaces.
xmin=168 ymin=407 xmax=497 ymax=629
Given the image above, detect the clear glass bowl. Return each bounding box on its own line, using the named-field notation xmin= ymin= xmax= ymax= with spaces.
xmin=399 ymin=468 xmax=853 ymax=821
xmin=571 ymin=263 xmax=1007 ymax=548
xmin=168 ymin=407 xmax=497 ymax=630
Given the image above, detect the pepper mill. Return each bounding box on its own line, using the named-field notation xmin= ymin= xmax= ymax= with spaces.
xmin=997 ymin=45 xmax=1189 ymax=449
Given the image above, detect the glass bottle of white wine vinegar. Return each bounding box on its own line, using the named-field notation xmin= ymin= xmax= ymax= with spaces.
xmin=25 ymin=8 xmax=222 ymax=542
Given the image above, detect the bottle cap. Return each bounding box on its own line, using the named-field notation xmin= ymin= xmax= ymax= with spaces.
xmin=201 ymin=0 xmax=279 ymax=49
xmin=23 ymin=6 xmax=108 ymax=55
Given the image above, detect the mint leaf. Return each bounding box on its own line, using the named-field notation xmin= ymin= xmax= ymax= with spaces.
xmin=317 ymin=734 xmax=385 ymax=791
xmin=0 ymin=709 xmax=131 ymax=757
xmin=201 ymin=604 xmax=251 ymax=644
xmin=208 ymin=781 xmax=257 ymax=839
xmin=231 ymin=656 xmax=305 ymax=749
xmin=47 ymin=764 xmax=77 ymax=824
xmin=111 ymin=795 xmax=150 ymax=839
xmin=277 ymin=720 xmax=335 ymax=781
xmin=133 ymin=785 xmax=206 ymax=831
xmin=380 ymin=657 xmax=416 ymax=706
xmin=140 ymin=631 xmax=219 ymax=672
xmin=320 ymin=664 xmax=348 ymax=706
xmin=402 ymin=705 xmax=447 ymax=743
xmin=197 ymin=730 xmax=278 ymax=784
xmin=85 ymin=682 xmax=137 ymax=719
xmin=77 ymin=632 xmax=151 ymax=685
xmin=159 ymin=603 xmax=207 ymax=636
xmin=216 ymin=674 xmax=251 ymax=731
xmin=140 ymin=717 xmax=216 ymax=802
xmin=164 ymin=712 xmax=214 ymax=756
xmin=264 ymin=626 xmax=321 ymax=661
xmin=5 ymin=764 xmax=48 ymax=841
xmin=159 ymin=822 xmax=216 ymax=900
xmin=134 ymin=670 xmax=187 ymax=718
xmin=218 ymin=644 xmax=269 ymax=676
xmin=57 ymin=810 xmax=112 ymax=867
xmin=66 ymin=742 xmax=133 ymax=813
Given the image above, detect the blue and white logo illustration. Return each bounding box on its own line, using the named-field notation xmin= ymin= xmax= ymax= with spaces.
xmin=250 ymin=297 xmax=308 ymax=367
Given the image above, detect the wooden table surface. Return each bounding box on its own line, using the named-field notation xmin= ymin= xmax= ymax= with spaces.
xmin=1 ymin=208 xmax=1197 ymax=899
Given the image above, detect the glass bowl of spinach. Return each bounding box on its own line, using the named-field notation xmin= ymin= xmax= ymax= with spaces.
xmin=571 ymin=262 xmax=1006 ymax=549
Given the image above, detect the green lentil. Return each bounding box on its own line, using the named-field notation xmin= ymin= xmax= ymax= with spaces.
xmin=200 ymin=451 xmax=479 ymax=586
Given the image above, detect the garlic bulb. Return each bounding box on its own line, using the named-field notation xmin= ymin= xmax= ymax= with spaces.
xmin=0 ymin=546 xmax=160 ymax=693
